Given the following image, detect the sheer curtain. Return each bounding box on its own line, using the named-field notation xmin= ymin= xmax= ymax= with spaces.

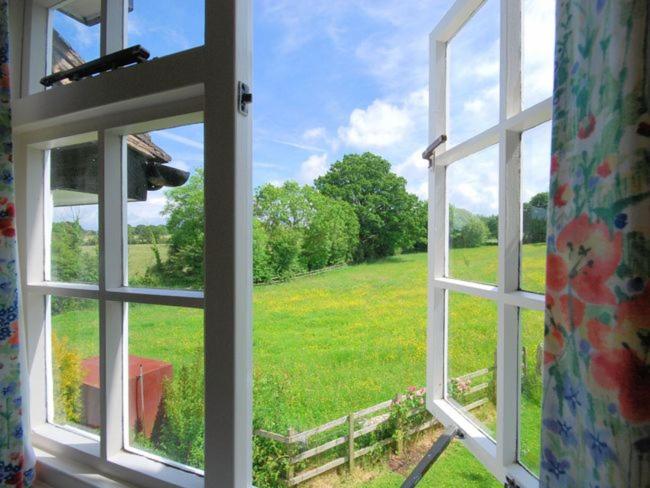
xmin=0 ymin=1 xmax=35 ymax=486
xmin=542 ymin=0 xmax=650 ymax=486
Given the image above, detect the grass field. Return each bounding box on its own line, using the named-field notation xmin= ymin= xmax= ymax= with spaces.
xmin=53 ymin=244 xmax=546 ymax=485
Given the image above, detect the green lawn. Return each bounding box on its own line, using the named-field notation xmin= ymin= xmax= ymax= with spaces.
xmin=52 ymin=245 xmax=546 ymax=483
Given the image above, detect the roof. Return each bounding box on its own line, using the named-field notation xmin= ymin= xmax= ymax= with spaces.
xmin=52 ymin=30 xmax=172 ymax=163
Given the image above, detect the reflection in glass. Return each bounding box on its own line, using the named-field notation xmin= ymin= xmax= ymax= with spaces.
xmin=50 ymin=297 xmax=99 ymax=436
xmin=447 ymin=145 xmax=499 ymax=285
xmin=50 ymin=142 xmax=99 ymax=284
xmin=521 ymin=122 xmax=551 ymax=294
xmin=51 ymin=3 xmax=101 ymax=77
xmin=447 ymin=291 xmax=497 ymax=439
xmin=522 ymin=0 xmax=555 ymax=109
xmin=448 ymin=0 xmax=500 ymax=146
xmin=128 ymin=0 xmax=205 ymax=59
xmin=519 ymin=309 xmax=544 ymax=475
xmin=126 ymin=124 xmax=204 ymax=290
xmin=127 ymin=303 xmax=204 ymax=469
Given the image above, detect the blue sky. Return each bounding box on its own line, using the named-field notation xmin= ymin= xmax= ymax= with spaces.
xmin=52 ymin=0 xmax=555 ymax=229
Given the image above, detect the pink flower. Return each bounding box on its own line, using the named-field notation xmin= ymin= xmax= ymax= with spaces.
xmin=553 ymin=184 xmax=569 ymax=207
xmin=551 ymin=154 xmax=560 ymax=174
xmin=578 ymin=113 xmax=596 ymax=139
xmin=596 ymin=161 xmax=611 ymax=178
xmin=555 ymin=214 xmax=622 ymax=305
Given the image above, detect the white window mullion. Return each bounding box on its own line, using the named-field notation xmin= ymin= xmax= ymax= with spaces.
xmin=20 ymin=2 xmax=48 ymax=96
xmin=98 ymin=131 xmax=127 ymax=459
xmin=427 ymin=36 xmax=448 ymax=405
xmin=101 ymin=0 xmax=128 ymax=56
xmin=18 ymin=143 xmax=49 ymax=428
xmin=497 ymin=0 xmax=523 ymax=472
xmin=204 ymin=0 xmax=252 ymax=485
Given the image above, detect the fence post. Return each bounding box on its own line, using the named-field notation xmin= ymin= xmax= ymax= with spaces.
xmin=348 ymin=412 xmax=355 ymax=472
xmin=287 ymin=427 xmax=296 ymax=485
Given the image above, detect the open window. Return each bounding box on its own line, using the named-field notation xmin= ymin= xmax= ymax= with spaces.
xmin=427 ymin=0 xmax=554 ymax=485
xmin=14 ymin=1 xmax=251 ymax=486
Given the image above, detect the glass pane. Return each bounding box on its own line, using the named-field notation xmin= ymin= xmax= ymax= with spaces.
xmin=447 ymin=145 xmax=499 ymax=285
xmin=126 ymin=124 xmax=204 ymax=290
xmin=448 ymin=0 xmax=500 ymax=146
xmin=522 ymin=0 xmax=555 ymax=109
xmin=50 ymin=297 xmax=100 ymax=437
xmin=50 ymin=142 xmax=99 ymax=284
xmin=127 ymin=303 xmax=204 ymax=469
xmin=519 ymin=309 xmax=544 ymax=476
xmin=521 ymin=122 xmax=551 ymax=294
xmin=447 ymin=291 xmax=497 ymax=439
xmin=51 ymin=3 xmax=101 ymax=78
xmin=127 ymin=0 xmax=205 ymax=59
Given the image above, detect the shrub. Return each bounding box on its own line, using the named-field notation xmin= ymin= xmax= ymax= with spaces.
xmin=52 ymin=332 xmax=84 ymax=424
xmin=155 ymin=353 xmax=205 ymax=468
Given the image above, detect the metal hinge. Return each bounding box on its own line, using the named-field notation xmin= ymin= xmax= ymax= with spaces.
xmin=238 ymin=81 xmax=253 ymax=115
xmin=505 ymin=475 xmax=521 ymax=488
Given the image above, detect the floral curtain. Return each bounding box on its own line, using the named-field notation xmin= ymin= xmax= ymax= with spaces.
xmin=541 ymin=0 xmax=650 ymax=486
xmin=0 ymin=1 xmax=35 ymax=486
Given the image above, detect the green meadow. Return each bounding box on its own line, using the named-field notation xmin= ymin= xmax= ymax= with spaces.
xmin=53 ymin=244 xmax=546 ymax=485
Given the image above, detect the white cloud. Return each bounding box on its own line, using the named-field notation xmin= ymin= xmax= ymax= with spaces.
xmin=394 ymin=147 xmax=428 ymax=198
xmin=303 ymin=127 xmax=327 ymax=141
xmin=522 ymin=0 xmax=555 ymax=107
xmin=298 ymin=154 xmax=329 ymax=184
xmin=338 ymin=99 xmax=412 ymax=149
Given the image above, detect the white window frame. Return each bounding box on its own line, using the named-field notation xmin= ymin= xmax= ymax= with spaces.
xmin=427 ymin=0 xmax=551 ymax=486
xmin=11 ymin=1 xmax=252 ymax=487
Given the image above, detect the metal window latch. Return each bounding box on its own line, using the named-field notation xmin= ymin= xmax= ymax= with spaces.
xmin=238 ymin=82 xmax=253 ymax=115
xmin=505 ymin=476 xmax=521 ymax=488
xmin=422 ymin=134 xmax=447 ymax=168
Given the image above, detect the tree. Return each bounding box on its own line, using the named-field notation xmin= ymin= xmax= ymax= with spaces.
xmin=253 ymin=220 xmax=273 ymax=283
xmin=523 ymin=192 xmax=548 ymax=243
xmin=449 ymin=206 xmax=488 ymax=248
xmin=315 ymin=152 xmax=421 ymax=260
xmin=254 ymin=181 xmax=359 ymax=278
xmin=162 ymin=169 xmax=205 ymax=287
xmin=480 ymin=215 xmax=498 ymax=241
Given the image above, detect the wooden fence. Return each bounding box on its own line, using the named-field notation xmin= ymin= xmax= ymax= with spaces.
xmin=254 ymin=368 xmax=493 ymax=486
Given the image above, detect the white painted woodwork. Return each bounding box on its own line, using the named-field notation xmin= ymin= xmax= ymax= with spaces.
xmin=428 ymin=0 xmax=551 ymax=485
xmin=14 ymin=0 xmax=252 ymax=486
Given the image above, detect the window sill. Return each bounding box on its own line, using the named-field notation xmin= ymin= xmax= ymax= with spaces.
xmin=33 ymin=424 xmax=204 ymax=488
xmin=427 ymin=400 xmax=539 ymax=488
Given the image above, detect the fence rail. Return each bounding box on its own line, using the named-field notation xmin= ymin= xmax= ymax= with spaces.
xmin=254 ymin=368 xmax=495 ymax=486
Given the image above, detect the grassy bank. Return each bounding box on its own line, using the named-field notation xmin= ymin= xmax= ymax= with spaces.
xmin=53 ymin=245 xmax=546 ymax=483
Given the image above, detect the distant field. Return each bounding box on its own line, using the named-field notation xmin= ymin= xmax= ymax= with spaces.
xmin=128 ymin=243 xmax=169 ymax=280
xmin=54 ymin=245 xmax=546 ymax=484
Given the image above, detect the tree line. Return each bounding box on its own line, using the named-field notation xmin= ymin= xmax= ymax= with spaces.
xmin=51 ymin=151 xmax=549 ymax=290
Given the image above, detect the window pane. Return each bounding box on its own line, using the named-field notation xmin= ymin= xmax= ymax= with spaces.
xmin=447 ymin=291 xmax=497 ymax=439
xmin=519 ymin=309 xmax=544 ymax=476
xmin=522 ymin=0 xmax=555 ymax=109
xmin=50 ymin=297 xmax=100 ymax=437
xmin=50 ymin=142 xmax=99 ymax=284
xmin=127 ymin=303 xmax=204 ymax=469
xmin=127 ymin=0 xmax=204 ymax=59
xmin=447 ymin=145 xmax=499 ymax=285
xmin=126 ymin=124 xmax=203 ymax=290
xmin=448 ymin=0 xmax=500 ymax=146
xmin=51 ymin=3 xmax=101 ymax=78
xmin=521 ymin=122 xmax=551 ymax=294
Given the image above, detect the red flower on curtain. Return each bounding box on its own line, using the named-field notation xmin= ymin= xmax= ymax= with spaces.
xmin=547 ymin=214 xmax=622 ymax=305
